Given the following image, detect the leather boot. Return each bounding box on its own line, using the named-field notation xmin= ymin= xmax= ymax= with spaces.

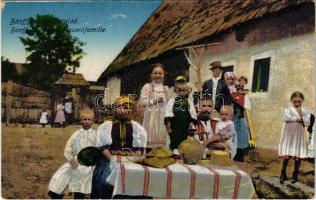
xmin=291 ymin=159 xmax=301 ymax=183
xmin=280 ymin=159 xmax=289 ymax=184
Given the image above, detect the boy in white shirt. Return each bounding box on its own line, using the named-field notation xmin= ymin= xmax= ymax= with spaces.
xmin=48 ymin=108 xmax=96 ymax=199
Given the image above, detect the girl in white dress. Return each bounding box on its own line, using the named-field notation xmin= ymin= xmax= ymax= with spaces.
xmin=139 ymin=63 xmax=170 ymax=149
xmin=278 ymin=91 xmax=310 ymax=184
xmin=39 ymin=107 xmax=49 ymax=128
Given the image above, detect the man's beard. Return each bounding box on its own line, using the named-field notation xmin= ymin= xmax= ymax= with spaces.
xmin=115 ymin=113 xmax=129 ymax=121
xmin=198 ymin=111 xmax=210 ymax=121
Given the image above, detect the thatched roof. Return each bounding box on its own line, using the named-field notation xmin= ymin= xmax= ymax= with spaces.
xmin=54 ymin=73 xmax=89 ymax=86
xmin=100 ymin=0 xmax=311 ymax=78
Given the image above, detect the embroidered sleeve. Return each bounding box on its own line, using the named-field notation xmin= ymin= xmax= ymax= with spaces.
xmin=96 ymin=121 xmax=113 ymax=148
xmin=131 ymin=121 xmax=147 ymax=148
xmin=139 ymin=84 xmax=153 ymax=107
xmin=165 ymin=98 xmax=175 ymax=117
xmin=64 ymin=131 xmax=79 ymax=161
xmin=164 ymin=86 xmax=171 ymax=100
xmin=228 ymin=123 xmax=237 ymax=159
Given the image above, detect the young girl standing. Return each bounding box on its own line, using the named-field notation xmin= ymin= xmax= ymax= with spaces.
xmin=279 ymin=91 xmax=311 ymax=183
xmin=39 ymin=106 xmax=49 ymax=128
xmin=140 ymin=63 xmax=170 ymax=149
xmin=54 ymin=101 xmax=66 ymax=127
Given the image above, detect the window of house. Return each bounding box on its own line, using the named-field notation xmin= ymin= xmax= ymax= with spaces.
xmin=220 ymin=65 xmax=234 ymax=79
xmin=222 ymin=65 xmax=234 ymax=74
xmin=251 ymin=57 xmax=270 ymax=92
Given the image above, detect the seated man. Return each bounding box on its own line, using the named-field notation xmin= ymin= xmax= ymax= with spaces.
xmin=91 ymin=96 xmax=147 ymax=199
xmin=194 ymin=97 xmax=218 ymax=143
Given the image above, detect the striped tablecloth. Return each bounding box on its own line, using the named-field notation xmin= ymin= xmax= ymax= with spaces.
xmin=107 ymin=156 xmax=256 ymax=199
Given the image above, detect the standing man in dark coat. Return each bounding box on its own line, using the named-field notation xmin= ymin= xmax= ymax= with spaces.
xmin=202 ymin=61 xmax=232 ymax=112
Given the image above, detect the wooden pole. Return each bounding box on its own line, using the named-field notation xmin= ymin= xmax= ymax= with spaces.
xmin=196 ymin=68 xmax=203 ymax=92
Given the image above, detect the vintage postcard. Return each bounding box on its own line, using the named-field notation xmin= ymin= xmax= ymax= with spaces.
xmin=1 ymin=0 xmax=315 ymax=199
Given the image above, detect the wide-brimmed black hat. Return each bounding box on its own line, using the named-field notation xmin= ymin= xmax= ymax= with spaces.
xmin=77 ymin=146 xmax=102 ymax=166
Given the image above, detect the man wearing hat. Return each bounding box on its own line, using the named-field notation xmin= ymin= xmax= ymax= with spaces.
xmin=202 ymin=61 xmax=232 ymax=112
xmin=91 ymin=96 xmax=147 ymax=199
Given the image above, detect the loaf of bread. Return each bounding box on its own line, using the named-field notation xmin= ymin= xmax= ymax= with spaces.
xmin=207 ymin=150 xmax=232 ymax=166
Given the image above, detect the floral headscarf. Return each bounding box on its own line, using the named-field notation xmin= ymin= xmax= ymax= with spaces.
xmin=224 ymin=72 xmax=237 ymax=81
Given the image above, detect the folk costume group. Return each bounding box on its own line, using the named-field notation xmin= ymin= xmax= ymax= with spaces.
xmin=48 ymin=61 xmax=315 ymax=199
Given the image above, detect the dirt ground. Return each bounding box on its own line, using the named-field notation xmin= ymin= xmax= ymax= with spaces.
xmin=1 ymin=124 xmax=315 ymax=199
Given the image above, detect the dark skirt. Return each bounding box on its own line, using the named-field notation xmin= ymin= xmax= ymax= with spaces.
xmin=91 ymin=157 xmax=114 ymax=199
